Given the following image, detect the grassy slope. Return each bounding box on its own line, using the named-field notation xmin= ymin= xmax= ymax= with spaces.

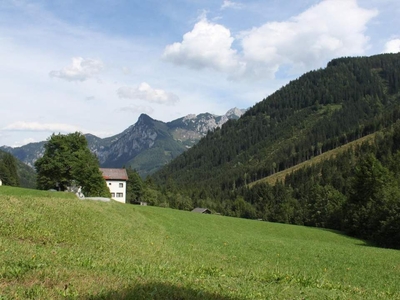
xmin=1 ymin=187 xmax=399 ymax=299
xmin=249 ymin=133 xmax=376 ymax=187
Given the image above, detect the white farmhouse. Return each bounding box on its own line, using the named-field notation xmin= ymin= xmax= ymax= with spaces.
xmin=100 ymin=168 xmax=129 ymax=203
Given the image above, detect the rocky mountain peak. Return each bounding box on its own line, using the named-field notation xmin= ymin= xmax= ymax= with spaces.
xmin=183 ymin=114 xmax=197 ymax=121
xmin=136 ymin=113 xmax=154 ymax=126
xmin=226 ymin=107 xmax=246 ymax=119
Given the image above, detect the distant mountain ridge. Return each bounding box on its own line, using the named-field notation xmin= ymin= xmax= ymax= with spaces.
xmin=1 ymin=108 xmax=246 ymax=177
xmin=168 ymin=108 xmax=243 ymax=147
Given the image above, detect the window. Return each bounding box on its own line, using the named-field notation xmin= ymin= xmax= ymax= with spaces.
xmin=119 ymin=183 xmax=123 ymax=188
xmin=116 ymin=193 xmax=123 ymax=198
xmin=111 ymin=193 xmax=115 ymax=197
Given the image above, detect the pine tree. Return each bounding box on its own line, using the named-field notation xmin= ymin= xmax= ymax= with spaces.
xmin=126 ymin=168 xmax=144 ymax=203
xmin=0 ymin=152 xmax=19 ymax=186
xmin=344 ymin=154 xmax=391 ymax=239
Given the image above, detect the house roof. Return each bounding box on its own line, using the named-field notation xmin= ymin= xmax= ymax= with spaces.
xmin=100 ymin=168 xmax=129 ymax=181
xmin=191 ymin=207 xmax=211 ymax=213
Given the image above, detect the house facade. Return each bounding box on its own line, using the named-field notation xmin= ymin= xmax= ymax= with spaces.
xmin=100 ymin=168 xmax=129 ymax=203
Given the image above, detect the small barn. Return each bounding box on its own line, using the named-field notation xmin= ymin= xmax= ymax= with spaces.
xmin=191 ymin=207 xmax=211 ymax=214
xmin=100 ymin=168 xmax=129 ymax=203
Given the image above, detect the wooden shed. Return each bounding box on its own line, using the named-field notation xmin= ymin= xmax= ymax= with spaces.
xmin=191 ymin=207 xmax=211 ymax=214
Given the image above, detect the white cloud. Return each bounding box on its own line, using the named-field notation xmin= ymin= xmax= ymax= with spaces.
xmin=3 ymin=122 xmax=80 ymax=132
xmin=117 ymin=82 xmax=179 ymax=105
xmin=163 ymin=0 xmax=378 ymax=80
xmin=221 ymin=0 xmax=243 ymax=10
xmin=162 ymin=18 xmax=242 ymax=73
xmin=239 ymin=0 xmax=378 ymax=77
xmin=384 ymin=39 xmax=400 ymax=53
xmin=49 ymin=57 xmax=104 ymax=82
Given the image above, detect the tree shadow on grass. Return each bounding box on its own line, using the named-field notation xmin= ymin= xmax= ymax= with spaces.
xmin=317 ymin=228 xmax=378 ymax=248
xmin=86 ymin=282 xmax=241 ymax=300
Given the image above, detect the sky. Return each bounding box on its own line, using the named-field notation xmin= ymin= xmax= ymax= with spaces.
xmin=1 ymin=0 xmax=399 ymax=147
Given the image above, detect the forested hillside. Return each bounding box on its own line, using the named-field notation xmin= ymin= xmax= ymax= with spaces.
xmin=154 ymin=53 xmax=400 ymax=193
xmin=0 ymin=150 xmax=36 ymax=188
xmin=243 ymin=123 xmax=400 ymax=248
xmin=152 ymin=53 xmax=400 ymax=248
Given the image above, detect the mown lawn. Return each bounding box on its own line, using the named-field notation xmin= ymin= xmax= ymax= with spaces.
xmin=0 ymin=186 xmax=399 ymax=299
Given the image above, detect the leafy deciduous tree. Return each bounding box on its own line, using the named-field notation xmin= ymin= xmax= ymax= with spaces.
xmin=35 ymin=132 xmax=110 ymax=197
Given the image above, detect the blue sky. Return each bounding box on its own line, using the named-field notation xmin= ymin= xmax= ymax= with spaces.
xmin=1 ymin=0 xmax=399 ymax=147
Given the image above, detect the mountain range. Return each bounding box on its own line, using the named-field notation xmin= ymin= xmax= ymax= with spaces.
xmin=1 ymin=108 xmax=246 ymax=177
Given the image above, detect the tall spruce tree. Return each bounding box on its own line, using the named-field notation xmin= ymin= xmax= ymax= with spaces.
xmin=34 ymin=132 xmax=110 ymax=197
xmin=344 ymin=154 xmax=393 ymax=239
xmin=0 ymin=152 xmax=19 ymax=186
xmin=126 ymin=168 xmax=143 ymax=203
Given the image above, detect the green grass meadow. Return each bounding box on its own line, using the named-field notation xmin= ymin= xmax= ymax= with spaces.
xmin=1 ymin=186 xmax=399 ymax=299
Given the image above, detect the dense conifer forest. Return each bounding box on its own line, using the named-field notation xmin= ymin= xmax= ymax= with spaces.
xmin=149 ymin=53 xmax=400 ymax=248
xmin=0 ymin=150 xmax=36 ymax=188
